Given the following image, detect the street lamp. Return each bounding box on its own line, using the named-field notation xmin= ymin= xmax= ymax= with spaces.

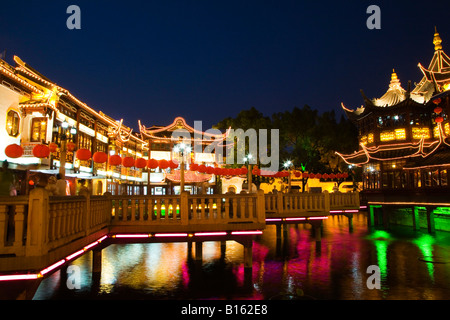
xmin=284 ymin=160 xmax=293 ymax=193
xmin=173 ymin=142 xmax=191 ymax=193
xmin=243 ymin=154 xmax=253 ymax=193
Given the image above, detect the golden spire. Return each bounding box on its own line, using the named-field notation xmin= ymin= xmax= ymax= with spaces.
xmin=391 ymin=69 xmax=398 ymax=81
xmin=433 ymin=26 xmax=443 ymax=51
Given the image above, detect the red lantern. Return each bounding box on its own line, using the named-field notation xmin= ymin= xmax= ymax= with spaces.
xmin=66 ymin=141 xmax=76 ymax=152
xmin=205 ymin=166 xmax=214 ymax=174
xmin=169 ymin=160 xmax=178 ymax=169
xmin=336 ymin=173 xmax=342 ymax=179
xmin=158 ymin=159 xmax=169 ymax=170
xmin=302 ymin=172 xmax=309 ymax=179
xmin=294 ymin=171 xmax=301 ymax=178
xmin=342 ymin=173 xmax=349 ymax=179
xmin=435 ymin=116 xmax=444 ymax=123
xmin=76 ymin=148 xmax=92 ymax=161
xmin=213 ymin=167 xmax=222 ymax=175
xmin=315 ymin=173 xmax=322 ymax=179
xmin=197 ymin=164 xmax=206 ymax=173
xmin=433 ymin=98 xmax=442 ymax=105
xmin=322 ymin=173 xmax=329 ymax=179
xmin=309 ymin=173 xmax=315 ymax=179
xmin=5 ymin=144 xmax=23 ymax=158
xmin=109 ymin=155 xmax=122 ymax=166
xmin=241 ymin=166 xmax=248 ymax=175
xmin=148 ymin=158 xmax=158 ymax=169
xmin=32 ymin=144 xmax=50 ymax=158
xmin=329 ymin=173 xmax=336 ymax=179
xmin=49 ymin=142 xmax=58 ymax=153
xmin=135 ymin=158 xmax=147 ymax=169
xmin=252 ymin=166 xmax=260 ymax=175
xmin=123 ymin=157 xmax=135 ymax=168
xmin=190 ymin=163 xmax=198 ymax=171
xmin=93 ymin=152 xmax=108 ymax=164
xmin=434 ymin=106 xmax=443 ymax=114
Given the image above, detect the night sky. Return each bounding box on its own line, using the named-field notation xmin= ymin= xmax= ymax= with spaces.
xmin=1 ymin=1 xmax=449 ymax=130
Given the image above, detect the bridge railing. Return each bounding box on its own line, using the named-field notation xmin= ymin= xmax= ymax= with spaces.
xmin=0 ymin=196 xmax=28 ymax=257
xmin=108 ymin=190 xmax=266 ymax=231
xmin=329 ymin=192 xmax=360 ymax=210
xmin=264 ymin=192 xmax=330 ymax=216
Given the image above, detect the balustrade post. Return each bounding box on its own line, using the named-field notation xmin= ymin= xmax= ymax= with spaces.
xmin=26 ymin=187 xmax=49 ymax=256
xmin=277 ymin=192 xmax=283 ymax=214
xmin=256 ymin=189 xmax=265 ymax=224
xmin=323 ymin=191 xmax=330 ymax=214
xmin=180 ymin=191 xmax=189 ymax=225
xmin=13 ymin=205 xmax=25 ymax=247
xmin=83 ymin=193 xmax=91 ymax=235
xmin=0 ymin=205 xmax=7 ymax=247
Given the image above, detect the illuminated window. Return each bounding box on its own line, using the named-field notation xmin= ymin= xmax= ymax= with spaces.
xmin=31 ymin=117 xmax=47 ymax=142
xmin=394 ymin=128 xmax=406 ymax=140
xmin=360 ymin=135 xmax=367 ymax=145
xmin=380 ymin=130 xmax=395 ymax=142
xmin=412 ymin=127 xmax=430 ymax=139
xmin=6 ymin=110 xmax=20 ymax=137
xmin=367 ymin=133 xmax=374 ymax=144
xmin=441 ymin=169 xmax=448 ymax=186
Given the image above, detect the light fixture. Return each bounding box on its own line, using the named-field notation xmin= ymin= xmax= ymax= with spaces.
xmin=61 ymin=121 xmax=69 ymax=129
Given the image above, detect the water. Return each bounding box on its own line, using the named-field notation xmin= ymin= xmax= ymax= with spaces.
xmin=33 ymin=213 xmax=450 ymax=300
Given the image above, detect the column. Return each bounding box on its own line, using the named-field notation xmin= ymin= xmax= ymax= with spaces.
xmin=426 ymin=206 xmax=436 ymax=234
xmin=412 ymin=206 xmax=420 ymax=231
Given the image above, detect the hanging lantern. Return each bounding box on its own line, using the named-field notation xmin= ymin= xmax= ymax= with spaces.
xmin=158 ymin=159 xmax=169 ymax=170
xmin=148 ymin=158 xmax=158 ymax=169
xmin=213 ymin=167 xmax=222 ymax=175
xmin=5 ymin=144 xmax=23 ymax=158
xmin=135 ymin=158 xmax=147 ymax=169
xmin=252 ymin=166 xmax=260 ymax=175
xmin=168 ymin=160 xmax=178 ymax=169
xmin=197 ymin=164 xmax=206 ymax=173
xmin=190 ymin=163 xmax=198 ymax=171
xmin=32 ymin=144 xmax=50 ymax=158
xmin=435 ymin=116 xmax=444 ymax=123
xmin=322 ymin=173 xmax=329 ymax=179
xmin=205 ymin=166 xmax=214 ymax=174
xmin=76 ymin=148 xmax=92 ymax=161
xmin=315 ymin=173 xmax=322 ymax=179
xmin=433 ymin=98 xmax=442 ymax=105
xmin=336 ymin=173 xmax=343 ymax=179
xmin=329 ymin=173 xmax=336 ymax=179
xmin=93 ymin=152 xmax=108 ymax=164
xmin=302 ymin=172 xmax=309 ymax=179
xmin=434 ymin=106 xmax=443 ymax=114
xmin=109 ymin=154 xmax=122 ymax=166
xmin=342 ymin=172 xmax=349 ymax=179
xmin=66 ymin=141 xmax=76 ymax=152
xmin=49 ymin=142 xmax=58 ymax=153
xmin=294 ymin=171 xmax=301 ymax=178
xmin=309 ymin=173 xmax=315 ymax=179
xmin=241 ymin=166 xmax=248 ymax=175
xmin=122 ymin=157 xmax=135 ymax=168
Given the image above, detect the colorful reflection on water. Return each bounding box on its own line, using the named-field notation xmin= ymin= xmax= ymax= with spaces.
xmin=33 ymin=213 xmax=450 ymax=300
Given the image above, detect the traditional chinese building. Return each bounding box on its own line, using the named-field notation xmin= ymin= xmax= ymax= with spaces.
xmin=337 ymin=29 xmax=450 ymax=230
xmin=0 ymin=55 xmax=148 ymax=196
xmin=139 ymin=117 xmax=229 ymax=195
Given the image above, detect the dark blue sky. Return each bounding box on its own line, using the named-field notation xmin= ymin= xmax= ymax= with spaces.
xmin=1 ymin=1 xmax=449 ymax=130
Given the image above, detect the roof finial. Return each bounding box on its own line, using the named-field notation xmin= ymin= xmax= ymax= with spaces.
xmin=391 ymin=69 xmax=398 ymax=81
xmin=433 ymin=26 xmax=443 ymax=51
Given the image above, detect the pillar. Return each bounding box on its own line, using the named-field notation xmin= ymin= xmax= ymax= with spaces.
xmin=345 ymin=212 xmax=353 ymax=232
xmin=243 ymin=240 xmax=253 ymax=269
xmin=368 ymin=205 xmax=375 ymax=227
xmin=92 ymin=248 xmax=102 ymax=274
xmin=426 ymin=207 xmax=436 ymax=234
xmin=412 ymin=206 xmax=420 ymax=231
xmin=195 ymin=241 xmax=203 ymax=262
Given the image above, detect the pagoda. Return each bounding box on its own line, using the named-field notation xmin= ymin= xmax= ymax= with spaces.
xmin=337 ymin=28 xmax=450 ymax=206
